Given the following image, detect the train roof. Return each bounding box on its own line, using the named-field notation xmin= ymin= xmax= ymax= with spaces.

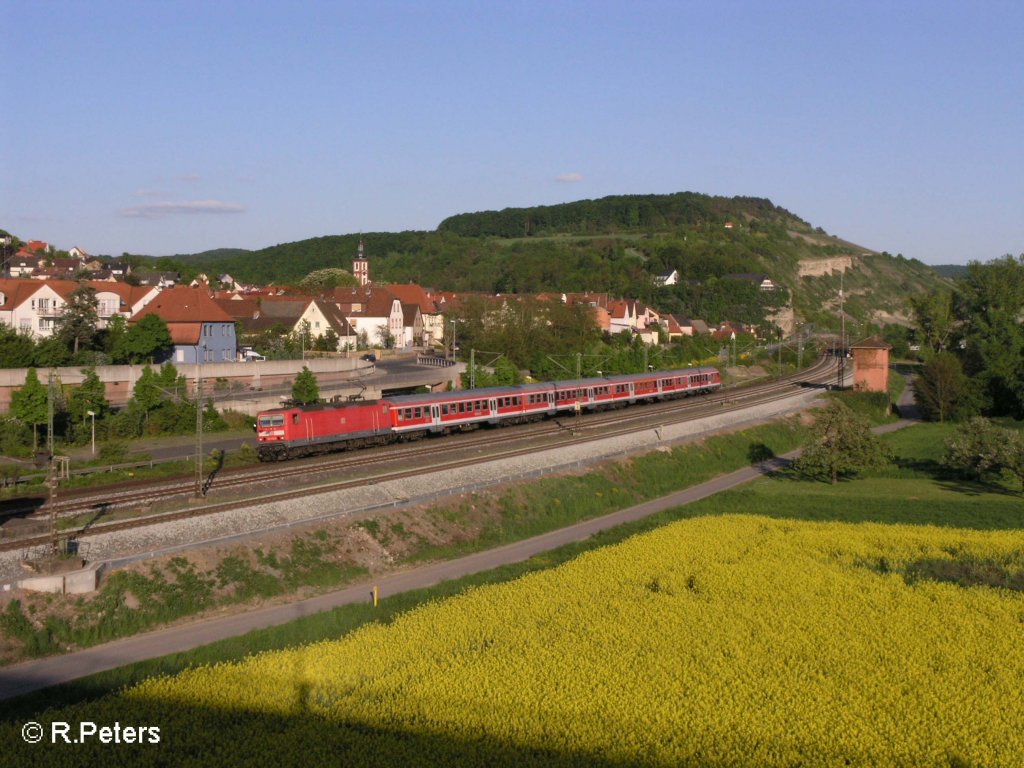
xmin=385 ymin=383 xmax=546 ymax=405
xmin=550 ymin=366 xmax=717 ymax=388
xmin=258 ymin=397 xmax=383 ymax=415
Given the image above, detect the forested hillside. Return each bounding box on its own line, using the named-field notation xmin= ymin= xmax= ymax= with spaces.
xmin=436 ymin=193 xmax=801 ymax=237
xmin=156 ymin=192 xmax=950 ymax=330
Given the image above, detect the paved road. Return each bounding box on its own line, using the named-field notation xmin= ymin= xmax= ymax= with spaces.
xmin=0 ymin=394 xmax=920 ymax=701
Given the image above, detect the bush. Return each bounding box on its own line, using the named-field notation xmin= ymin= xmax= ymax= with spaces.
xmin=832 ymin=390 xmax=891 ymax=422
xmin=0 ymin=417 xmax=32 ymax=457
xmin=98 ymin=440 xmax=130 ymax=464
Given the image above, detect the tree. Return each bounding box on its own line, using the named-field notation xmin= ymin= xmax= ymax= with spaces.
xmin=313 ymin=328 xmax=339 ymax=352
xmin=33 ymin=336 xmax=71 ymax=367
xmin=9 ymin=368 xmax=48 ymax=451
xmin=296 ymin=268 xmax=359 ymax=294
xmin=290 ymin=320 xmax=313 ymax=357
xmin=67 ymin=367 xmax=109 ymax=445
xmin=909 ymin=289 xmax=954 ymax=354
xmin=68 ymin=367 xmax=109 ymax=423
xmin=131 ymin=363 xmax=185 ymax=413
xmin=115 ymin=314 xmax=173 ymax=363
xmin=794 ymin=400 xmax=891 ymax=484
xmin=0 ymin=324 xmax=35 ymax=368
xmin=942 ymin=417 xmax=1010 ymax=483
xmin=955 ymin=255 xmax=1024 ymax=418
xmin=102 ymin=314 xmax=127 ymax=356
xmin=56 ymin=282 xmax=99 ymax=355
xmin=913 ymin=352 xmax=977 ymax=422
xmin=1002 ymin=430 xmax=1024 ymax=493
xmin=375 ymin=324 xmax=395 ymax=349
xmin=291 ymin=366 xmax=320 ymax=405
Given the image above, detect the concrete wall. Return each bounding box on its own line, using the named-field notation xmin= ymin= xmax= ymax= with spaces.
xmin=14 ymin=563 xmax=104 ymax=594
xmin=0 ymin=359 xmax=465 ymax=416
xmin=0 ymin=358 xmax=364 ymax=412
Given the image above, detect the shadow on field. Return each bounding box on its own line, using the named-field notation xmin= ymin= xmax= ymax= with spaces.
xmin=0 ymin=683 xmax=806 ymax=768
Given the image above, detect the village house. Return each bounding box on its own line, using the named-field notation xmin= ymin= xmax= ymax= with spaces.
xmin=131 ymin=285 xmax=237 ymax=364
xmin=385 ymin=283 xmax=442 ymax=346
xmin=0 ymin=278 xmax=159 ymax=339
xmin=654 ymin=269 xmax=679 ymax=287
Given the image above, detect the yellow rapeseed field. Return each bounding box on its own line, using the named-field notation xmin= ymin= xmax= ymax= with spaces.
xmin=6 ymin=515 xmax=1023 ymax=767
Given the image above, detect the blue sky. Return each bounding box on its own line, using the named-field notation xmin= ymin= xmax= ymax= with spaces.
xmin=3 ymin=1 xmax=1022 ymax=264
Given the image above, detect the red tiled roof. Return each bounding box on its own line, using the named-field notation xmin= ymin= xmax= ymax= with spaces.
xmin=384 ymin=283 xmax=436 ymax=314
xmin=131 ymin=285 xmax=234 ymax=324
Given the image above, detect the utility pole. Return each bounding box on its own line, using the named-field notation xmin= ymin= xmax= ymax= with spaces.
xmin=195 ymin=348 xmax=204 ymax=498
xmin=469 ymin=348 xmax=475 ymax=389
xmin=838 ymin=273 xmax=846 ymax=389
xmin=47 ymin=370 xmax=55 ymax=458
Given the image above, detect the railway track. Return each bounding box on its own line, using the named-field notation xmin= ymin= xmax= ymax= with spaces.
xmin=1 ymin=358 xmax=837 ymax=553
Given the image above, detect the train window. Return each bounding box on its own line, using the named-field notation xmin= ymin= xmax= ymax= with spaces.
xmin=441 ymin=404 xmax=449 ymax=416
xmin=414 ymin=407 xmax=422 ymax=419
xmin=396 ymin=410 xmax=404 ymax=422
xmin=292 ymin=414 xmax=299 ymax=425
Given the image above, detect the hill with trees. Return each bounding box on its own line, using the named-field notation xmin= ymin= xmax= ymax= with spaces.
xmin=135 ymin=192 xmax=950 ymax=332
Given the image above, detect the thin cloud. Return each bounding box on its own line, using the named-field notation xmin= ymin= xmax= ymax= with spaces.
xmin=120 ymin=200 xmax=245 ymax=219
xmin=177 ymin=174 xmax=202 ymax=183
xmin=556 ymin=172 xmax=584 ymax=183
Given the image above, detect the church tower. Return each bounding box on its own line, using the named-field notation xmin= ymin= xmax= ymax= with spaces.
xmin=353 ymin=240 xmax=369 ymax=286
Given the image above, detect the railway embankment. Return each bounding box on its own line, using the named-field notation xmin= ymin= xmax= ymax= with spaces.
xmin=0 ymin=386 xmax=826 ymax=587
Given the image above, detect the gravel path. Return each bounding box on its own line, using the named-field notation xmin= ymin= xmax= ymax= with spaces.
xmin=1 ymin=388 xmax=827 ymax=586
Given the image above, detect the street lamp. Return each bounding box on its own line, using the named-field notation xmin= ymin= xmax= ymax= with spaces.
xmin=86 ymin=410 xmax=95 ymax=456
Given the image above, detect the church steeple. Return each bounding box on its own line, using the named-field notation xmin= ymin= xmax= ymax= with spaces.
xmin=353 ymin=239 xmax=369 ymax=286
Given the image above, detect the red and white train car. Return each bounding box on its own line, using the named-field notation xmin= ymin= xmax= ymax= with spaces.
xmin=387 ymin=384 xmax=553 ymax=436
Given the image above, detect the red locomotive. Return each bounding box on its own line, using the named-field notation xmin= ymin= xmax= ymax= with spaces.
xmin=256 ymin=366 xmax=721 ymax=461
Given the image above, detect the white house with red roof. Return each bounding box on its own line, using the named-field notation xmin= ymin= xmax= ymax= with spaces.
xmin=0 ymin=278 xmax=159 ymax=339
xmin=384 ymin=283 xmax=442 ymax=346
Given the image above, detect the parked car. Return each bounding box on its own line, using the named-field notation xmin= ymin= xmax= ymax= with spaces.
xmin=360 ymin=353 xmax=377 ymax=363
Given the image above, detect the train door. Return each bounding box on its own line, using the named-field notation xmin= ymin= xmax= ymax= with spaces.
xmin=430 ymin=404 xmax=441 ymax=430
xmin=628 ymin=381 xmax=636 ymax=402
xmin=488 ymin=398 xmax=498 ymax=421
xmin=547 ymin=390 xmax=555 ymax=413
xmin=587 ymin=387 xmax=594 ymax=406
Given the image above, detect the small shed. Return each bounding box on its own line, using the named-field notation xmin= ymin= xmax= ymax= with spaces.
xmin=850 ymin=337 xmax=891 ymax=393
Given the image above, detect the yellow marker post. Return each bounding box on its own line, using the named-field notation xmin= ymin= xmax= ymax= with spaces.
xmin=372 ymin=585 xmax=378 ymax=607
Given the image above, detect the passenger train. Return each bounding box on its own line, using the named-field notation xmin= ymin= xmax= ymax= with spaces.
xmin=255 ymin=366 xmax=721 ymax=462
